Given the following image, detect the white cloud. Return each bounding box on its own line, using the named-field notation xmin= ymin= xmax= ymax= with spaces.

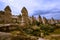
xmin=0 ymin=0 xmax=39 ymax=15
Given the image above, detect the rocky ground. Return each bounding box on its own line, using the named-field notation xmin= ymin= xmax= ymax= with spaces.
xmin=0 ymin=32 xmax=38 ymax=40
xmin=0 ymin=32 xmax=60 ymax=40
xmin=0 ymin=32 xmax=12 ymax=40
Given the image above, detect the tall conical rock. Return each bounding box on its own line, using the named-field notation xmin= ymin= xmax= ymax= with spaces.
xmin=4 ymin=6 xmax=12 ymax=23
xmin=21 ymin=7 xmax=29 ymax=27
xmin=38 ymin=15 xmax=42 ymax=24
xmin=42 ymin=17 xmax=48 ymax=24
xmin=4 ymin=6 xmax=11 ymax=12
xmin=50 ymin=17 xmax=55 ymax=24
xmin=21 ymin=7 xmax=28 ymax=14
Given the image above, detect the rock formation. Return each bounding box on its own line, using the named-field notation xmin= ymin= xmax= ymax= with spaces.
xmin=38 ymin=15 xmax=42 ymax=24
xmin=0 ymin=5 xmax=59 ymax=26
xmin=42 ymin=17 xmax=48 ymax=24
xmin=50 ymin=17 xmax=55 ymax=24
xmin=0 ymin=6 xmax=12 ymax=24
xmin=21 ymin=7 xmax=29 ymax=27
xmin=4 ymin=6 xmax=12 ymax=23
xmin=0 ymin=11 xmax=5 ymax=23
xmin=18 ymin=14 xmax=22 ymax=23
xmin=31 ymin=16 xmax=36 ymax=25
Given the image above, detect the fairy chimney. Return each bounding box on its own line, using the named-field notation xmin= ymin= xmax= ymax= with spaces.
xmin=38 ymin=15 xmax=42 ymax=24
xmin=21 ymin=7 xmax=29 ymax=26
xmin=4 ymin=6 xmax=12 ymax=23
xmin=42 ymin=17 xmax=48 ymax=24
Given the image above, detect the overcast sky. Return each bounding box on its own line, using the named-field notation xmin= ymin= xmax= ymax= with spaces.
xmin=0 ymin=0 xmax=60 ymax=19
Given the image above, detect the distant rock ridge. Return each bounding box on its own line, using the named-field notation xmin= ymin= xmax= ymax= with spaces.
xmin=0 ymin=5 xmax=60 ymax=26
